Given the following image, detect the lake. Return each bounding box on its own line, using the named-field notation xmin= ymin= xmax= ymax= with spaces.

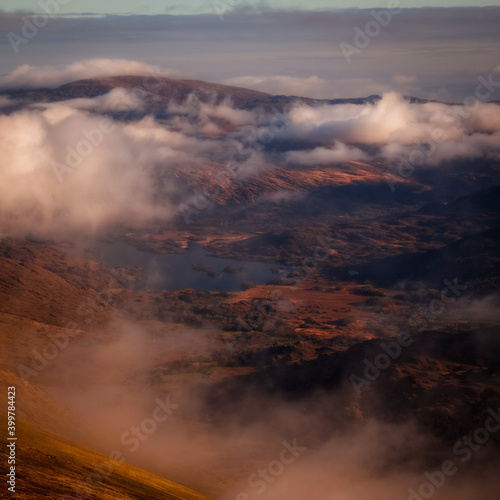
xmin=71 ymin=241 xmax=285 ymax=292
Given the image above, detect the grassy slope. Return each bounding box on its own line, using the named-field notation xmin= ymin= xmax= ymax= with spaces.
xmin=0 ymin=239 xmax=214 ymax=499
xmin=0 ymin=411 xmax=212 ymax=500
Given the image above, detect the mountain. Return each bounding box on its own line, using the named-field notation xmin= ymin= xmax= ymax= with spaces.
xmin=1 ymin=75 xmax=446 ymax=113
xmin=201 ymin=325 xmax=500 ymax=447
xmin=1 ymin=74 xmax=499 ymax=499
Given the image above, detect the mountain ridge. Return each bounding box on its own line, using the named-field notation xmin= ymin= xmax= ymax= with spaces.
xmin=0 ymin=74 xmax=466 ymax=111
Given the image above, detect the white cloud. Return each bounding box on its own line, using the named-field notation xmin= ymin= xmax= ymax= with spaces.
xmin=168 ymin=94 xmax=256 ymax=128
xmin=0 ymin=59 xmax=184 ymax=90
xmin=0 ymin=105 xmax=214 ymax=237
xmin=2 ymin=78 xmax=500 ymax=240
xmin=32 ymin=87 xmax=147 ymax=113
xmin=287 ymin=143 xmax=367 ymax=165
xmin=0 ymin=109 xmax=163 ymax=237
xmin=0 ymin=87 xmax=268 ymax=238
xmin=277 ymin=92 xmax=500 ymax=152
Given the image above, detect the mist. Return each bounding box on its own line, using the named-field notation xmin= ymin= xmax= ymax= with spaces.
xmin=1 ymin=4 xmax=499 ymax=499
xmin=39 ymin=309 xmax=500 ymax=500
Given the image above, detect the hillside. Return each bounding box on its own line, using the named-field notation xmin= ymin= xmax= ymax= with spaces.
xmin=0 ymin=72 xmax=499 ymax=499
xmin=1 ymin=75 xmax=384 ymax=112
xmin=0 ymin=411 xmax=212 ymax=500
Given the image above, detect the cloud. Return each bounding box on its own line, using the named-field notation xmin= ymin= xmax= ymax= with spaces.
xmin=33 ymin=87 xmax=146 ymax=113
xmin=46 ymin=313 xmax=500 ymax=500
xmin=445 ymin=294 xmax=500 ymax=323
xmin=279 ymin=92 xmax=417 ymax=145
xmin=0 ymin=59 xmax=184 ymax=90
xmin=217 ymin=0 xmax=276 ymax=16
xmin=0 ymin=108 xmax=169 ymax=237
xmin=77 ymin=87 xmax=147 ymax=112
xmin=0 ymin=93 xmax=250 ymax=238
xmin=286 ymin=143 xmax=367 ymax=165
xmin=274 ymin=92 xmax=500 ymax=165
xmin=0 ymin=82 xmax=264 ymax=238
xmin=1 ymin=62 xmax=500 ymax=240
xmin=168 ymin=94 xmax=256 ymax=128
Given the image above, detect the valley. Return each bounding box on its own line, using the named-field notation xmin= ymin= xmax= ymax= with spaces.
xmin=1 ymin=72 xmax=499 ymax=499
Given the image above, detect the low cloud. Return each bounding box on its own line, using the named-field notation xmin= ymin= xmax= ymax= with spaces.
xmin=0 ymin=82 xmax=264 ymax=238
xmin=0 ymin=107 xmax=168 ymax=237
xmin=33 ymin=87 xmax=147 ymax=113
xmin=1 ymin=63 xmax=500 ymax=240
xmin=0 ymin=59 xmax=184 ymax=90
xmin=45 ymin=313 xmax=500 ymax=500
xmin=287 ymin=143 xmax=367 ymax=165
xmin=275 ymin=92 xmax=500 ymax=164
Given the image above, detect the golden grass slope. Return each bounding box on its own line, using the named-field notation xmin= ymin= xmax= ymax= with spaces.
xmin=0 ymin=410 xmax=212 ymax=500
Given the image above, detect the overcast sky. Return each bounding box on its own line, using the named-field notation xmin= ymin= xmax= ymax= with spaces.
xmin=1 ymin=0 xmax=500 ymax=15
xmin=1 ymin=4 xmax=499 ymax=101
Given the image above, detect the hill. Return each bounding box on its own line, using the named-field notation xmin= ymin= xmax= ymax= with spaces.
xmin=0 ymin=411 xmax=212 ymax=500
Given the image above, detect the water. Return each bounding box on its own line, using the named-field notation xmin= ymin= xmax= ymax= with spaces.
xmin=73 ymin=241 xmax=285 ymax=292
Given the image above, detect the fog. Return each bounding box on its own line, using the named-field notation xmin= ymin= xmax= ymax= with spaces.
xmin=2 ymin=4 xmax=499 ymax=498
xmin=0 ymin=106 xmax=170 ymax=237
xmin=42 ymin=311 xmax=500 ymax=500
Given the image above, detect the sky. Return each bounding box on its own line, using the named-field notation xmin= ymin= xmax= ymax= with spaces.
xmin=0 ymin=3 xmax=499 ymax=102
xmin=1 ymin=0 xmax=500 ymax=15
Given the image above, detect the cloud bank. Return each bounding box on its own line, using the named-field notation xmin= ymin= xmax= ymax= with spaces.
xmin=0 ymin=59 xmax=185 ymax=90
xmin=44 ymin=312 xmax=500 ymax=500
xmin=1 ymin=61 xmax=500 ymax=239
xmin=278 ymin=92 xmax=500 ymax=165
